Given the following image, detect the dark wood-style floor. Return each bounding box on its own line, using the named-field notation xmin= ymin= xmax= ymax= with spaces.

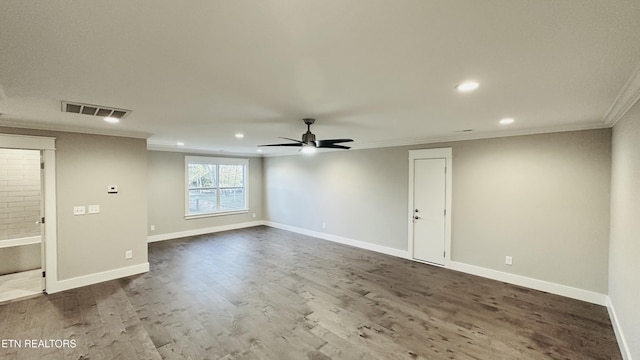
xmin=0 ymin=226 xmax=621 ymax=359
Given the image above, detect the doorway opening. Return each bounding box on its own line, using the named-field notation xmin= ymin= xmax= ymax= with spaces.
xmin=0 ymin=134 xmax=56 ymax=302
xmin=0 ymin=149 xmax=42 ymax=302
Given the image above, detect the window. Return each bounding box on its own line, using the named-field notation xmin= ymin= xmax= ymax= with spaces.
xmin=185 ymin=156 xmax=248 ymax=218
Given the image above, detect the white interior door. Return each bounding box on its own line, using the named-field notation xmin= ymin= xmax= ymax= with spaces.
xmin=412 ymin=158 xmax=446 ymax=265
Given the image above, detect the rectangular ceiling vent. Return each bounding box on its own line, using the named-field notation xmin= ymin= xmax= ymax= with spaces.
xmin=61 ymin=101 xmax=131 ymax=119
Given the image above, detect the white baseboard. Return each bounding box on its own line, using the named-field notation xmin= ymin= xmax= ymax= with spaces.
xmin=46 ymin=262 xmax=149 ymax=294
xmin=606 ymin=296 xmax=632 ymax=360
xmin=264 ymin=221 xmax=409 ymax=259
xmin=448 ymin=261 xmax=607 ymax=306
xmin=148 ymin=220 xmax=266 ymax=243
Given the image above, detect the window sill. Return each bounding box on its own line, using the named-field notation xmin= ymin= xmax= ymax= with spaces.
xmin=185 ymin=209 xmax=249 ymax=220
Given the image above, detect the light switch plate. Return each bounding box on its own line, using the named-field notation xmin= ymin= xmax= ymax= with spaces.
xmin=88 ymin=205 xmax=100 ymax=214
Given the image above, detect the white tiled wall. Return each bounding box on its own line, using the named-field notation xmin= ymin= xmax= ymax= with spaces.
xmin=0 ymin=149 xmax=41 ymax=241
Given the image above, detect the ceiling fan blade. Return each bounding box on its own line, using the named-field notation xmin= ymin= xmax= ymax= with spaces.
xmin=257 ymin=143 xmax=303 ymax=147
xmin=315 ymin=139 xmax=354 ymax=147
xmin=317 ymin=144 xmax=351 ymax=149
xmin=279 ymin=137 xmax=304 ymax=144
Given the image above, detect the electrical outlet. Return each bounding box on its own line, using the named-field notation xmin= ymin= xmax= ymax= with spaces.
xmin=73 ymin=206 xmax=86 ymax=215
xmin=125 ymin=250 xmax=133 ymax=260
xmin=505 ymin=256 xmax=513 ymax=266
xmin=88 ymin=205 xmax=100 ymax=214
xmin=252 ymin=213 xmax=256 ymax=218
xmin=322 ymin=222 xmax=326 ymax=229
xmin=150 ymin=225 xmax=155 ymax=231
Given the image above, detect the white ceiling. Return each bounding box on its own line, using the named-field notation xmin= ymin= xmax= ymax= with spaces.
xmin=1 ymin=1 xmax=639 ymax=155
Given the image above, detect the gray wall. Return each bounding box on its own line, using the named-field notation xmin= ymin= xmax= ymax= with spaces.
xmin=0 ymin=127 xmax=148 ymax=280
xmin=264 ymin=147 xmax=409 ymax=250
xmin=450 ymin=130 xmax=610 ymax=293
xmin=264 ymin=129 xmax=612 ymax=293
xmin=609 ymin=101 xmax=640 ymax=358
xmin=147 ymin=151 xmax=263 ymax=236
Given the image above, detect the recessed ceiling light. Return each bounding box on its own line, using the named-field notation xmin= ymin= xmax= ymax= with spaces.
xmin=456 ymin=81 xmax=479 ymax=93
xmin=104 ymin=117 xmax=120 ymax=124
xmin=256 ymin=149 xmax=263 ymax=152
xmin=176 ymin=142 xmax=185 ymax=146
xmin=500 ymin=118 xmax=515 ymax=125
xmin=235 ymin=133 xmax=244 ymax=139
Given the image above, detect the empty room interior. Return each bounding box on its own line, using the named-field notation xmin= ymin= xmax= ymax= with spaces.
xmin=0 ymin=1 xmax=639 ymax=359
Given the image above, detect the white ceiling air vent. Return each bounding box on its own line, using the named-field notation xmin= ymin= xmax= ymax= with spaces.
xmin=61 ymin=101 xmax=131 ymax=120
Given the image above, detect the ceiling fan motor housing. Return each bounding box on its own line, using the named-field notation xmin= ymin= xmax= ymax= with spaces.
xmin=302 ymin=131 xmax=316 ymax=145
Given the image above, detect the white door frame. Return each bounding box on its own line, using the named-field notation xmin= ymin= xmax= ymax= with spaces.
xmin=408 ymin=148 xmax=452 ymax=267
xmin=0 ymin=134 xmax=57 ymax=292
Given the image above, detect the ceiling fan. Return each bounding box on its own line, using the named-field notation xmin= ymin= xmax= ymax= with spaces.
xmin=259 ymin=118 xmax=354 ymax=153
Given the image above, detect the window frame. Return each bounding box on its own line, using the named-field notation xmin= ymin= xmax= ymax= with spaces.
xmin=184 ymin=156 xmax=249 ymax=219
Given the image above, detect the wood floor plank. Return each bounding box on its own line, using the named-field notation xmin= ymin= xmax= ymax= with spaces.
xmin=0 ymin=226 xmax=622 ymax=359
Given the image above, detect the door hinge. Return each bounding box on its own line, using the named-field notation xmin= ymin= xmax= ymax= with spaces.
xmin=40 ymin=162 xmax=45 ymax=170
xmin=40 ymin=217 xmax=45 ymax=224
xmin=42 ymin=271 xmax=46 ymax=278
xmin=444 ymin=209 xmax=446 ymax=215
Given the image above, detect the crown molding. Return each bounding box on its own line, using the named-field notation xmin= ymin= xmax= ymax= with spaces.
xmin=147 ymin=144 xmax=262 ymax=158
xmin=0 ymin=118 xmax=151 ymax=139
xmin=602 ymin=62 xmax=640 ymax=127
xmin=2 ymin=116 xmax=613 ymax=157
xmin=351 ymin=121 xmax=610 ymax=151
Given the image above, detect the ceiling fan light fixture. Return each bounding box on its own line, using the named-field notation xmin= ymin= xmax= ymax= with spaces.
xmin=300 ymin=145 xmax=317 ymax=154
